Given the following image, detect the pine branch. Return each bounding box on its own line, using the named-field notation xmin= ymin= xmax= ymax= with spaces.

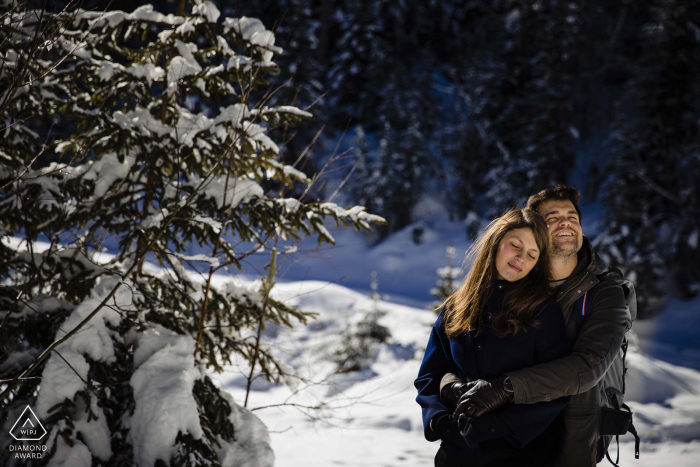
xmin=244 ymin=248 xmax=278 ymax=407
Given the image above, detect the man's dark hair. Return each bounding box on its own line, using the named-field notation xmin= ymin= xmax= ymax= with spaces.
xmin=526 ymin=185 xmax=582 ymax=221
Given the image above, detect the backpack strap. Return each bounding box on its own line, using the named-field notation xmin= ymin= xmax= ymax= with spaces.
xmin=622 ymin=403 xmax=641 ymax=459
xmin=621 ymin=339 xmax=629 ymax=395
xmin=606 ymin=436 xmax=621 ymax=466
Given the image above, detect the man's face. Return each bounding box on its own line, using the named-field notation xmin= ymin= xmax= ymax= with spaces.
xmin=537 ymin=199 xmax=583 ymax=257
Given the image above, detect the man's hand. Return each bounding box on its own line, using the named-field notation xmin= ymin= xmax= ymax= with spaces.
xmin=440 ymin=379 xmax=477 ymax=412
xmin=453 ymin=377 xmax=512 ymax=418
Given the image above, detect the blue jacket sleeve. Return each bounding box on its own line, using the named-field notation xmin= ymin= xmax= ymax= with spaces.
xmin=484 ymin=300 xmax=572 ymax=448
xmin=414 ymin=312 xmax=455 ymax=441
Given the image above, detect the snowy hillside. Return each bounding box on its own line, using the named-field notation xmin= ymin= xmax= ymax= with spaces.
xmin=214 ymin=279 xmax=700 ymax=466
xmin=235 ymin=196 xmax=478 ymax=304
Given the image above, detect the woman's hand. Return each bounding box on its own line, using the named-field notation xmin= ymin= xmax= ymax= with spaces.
xmin=434 ymin=414 xmax=468 ymax=450
xmin=453 ymin=377 xmax=511 ymax=418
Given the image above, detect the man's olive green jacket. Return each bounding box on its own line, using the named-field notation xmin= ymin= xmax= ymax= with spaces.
xmin=507 ymin=237 xmax=629 ymax=466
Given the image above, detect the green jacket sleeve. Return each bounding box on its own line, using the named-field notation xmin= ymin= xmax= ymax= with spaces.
xmin=507 ymin=280 xmax=630 ymax=404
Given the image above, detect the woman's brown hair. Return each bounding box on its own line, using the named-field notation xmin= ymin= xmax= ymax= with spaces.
xmin=440 ymin=208 xmax=551 ymax=338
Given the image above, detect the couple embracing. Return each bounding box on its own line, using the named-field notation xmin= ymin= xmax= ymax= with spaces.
xmin=415 ymin=185 xmax=636 ymax=467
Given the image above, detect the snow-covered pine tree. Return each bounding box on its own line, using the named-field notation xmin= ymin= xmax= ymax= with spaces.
xmin=430 ymin=246 xmax=461 ymax=311
xmin=596 ymin=0 xmax=700 ymax=317
xmin=332 ymin=0 xmax=437 ymax=237
xmin=486 ymin=0 xmax=584 ymax=213
xmin=333 ymin=271 xmax=389 ymax=373
xmin=348 ymin=118 xmax=432 ymax=238
xmin=327 ymin=0 xmax=389 ymax=128
xmin=345 ymin=72 xmax=436 ymax=238
xmin=0 ymin=2 xmax=384 ymax=466
xmin=224 ymin=0 xmax=329 ymax=199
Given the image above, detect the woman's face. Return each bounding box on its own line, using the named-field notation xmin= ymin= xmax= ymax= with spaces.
xmin=495 ymin=228 xmax=541 ymax=282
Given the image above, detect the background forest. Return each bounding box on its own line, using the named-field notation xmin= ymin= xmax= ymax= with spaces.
xmin=72 ymin=0 xmax=700 ymax=318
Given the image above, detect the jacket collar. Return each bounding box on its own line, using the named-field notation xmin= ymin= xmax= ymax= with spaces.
xmin=565 ymin=236 xmax=608 ymax=285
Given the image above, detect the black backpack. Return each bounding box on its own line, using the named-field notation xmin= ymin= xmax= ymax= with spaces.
xmin=571 ymin=266 xmax=640 ymax=466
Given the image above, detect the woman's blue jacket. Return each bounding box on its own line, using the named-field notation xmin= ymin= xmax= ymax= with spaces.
xmin=415 ymin=281 xmax=571 ymax=448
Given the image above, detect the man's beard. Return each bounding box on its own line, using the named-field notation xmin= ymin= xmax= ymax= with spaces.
xmin=550 ymin=235 xmax=580 ymax=257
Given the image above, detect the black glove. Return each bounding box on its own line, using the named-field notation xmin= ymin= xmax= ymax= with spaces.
xmin=454 ymin=376 xmax=512 ymax=418
xmin=433 ymin=413 xmax=468 ymax=450
xmin=440 ymin=380 xmax=477 ymax=412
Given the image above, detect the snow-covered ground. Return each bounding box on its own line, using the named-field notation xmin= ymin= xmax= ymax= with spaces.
xmin=213 ymin=211 xmax=700 ymax=466
xmin=213 ymin=281 xmax=700 ymax=466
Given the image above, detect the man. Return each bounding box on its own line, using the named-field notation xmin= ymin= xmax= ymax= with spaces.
xmin=440 ymin=185 xmax=629 ymax=467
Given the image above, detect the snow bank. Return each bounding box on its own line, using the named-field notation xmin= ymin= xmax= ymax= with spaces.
xmin=634 ymin=296 xmax=700 ymax=371
xmin=627 ymin=352 xmax=700 ymax=404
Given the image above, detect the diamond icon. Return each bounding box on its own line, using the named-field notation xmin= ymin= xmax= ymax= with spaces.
xmin=9 ymin=406 xmax=47 ymax=441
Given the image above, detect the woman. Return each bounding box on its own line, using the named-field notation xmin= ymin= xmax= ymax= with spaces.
xmin=414 ymin=209 xmax=570 ymax=467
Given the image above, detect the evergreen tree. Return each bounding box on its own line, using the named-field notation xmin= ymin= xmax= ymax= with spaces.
xmin=327 ymin=0 xmax=389 ymax=129
xmin=333 ymin=271 xmax=389 ymax=373
xmin=430 ymin=246 xmax=461 ymax=310
xmin=0 ymin=2 xmax=384 ymax=465
xmin=329 ymin=0 xmax=438 ymax=237
xmin=597 ymin=0 xmax=700 ymax=317
xmin=348 ymin=116 xmax=433 ymax=238
xmin=225 ymin=0 xmax=329 ymax=199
